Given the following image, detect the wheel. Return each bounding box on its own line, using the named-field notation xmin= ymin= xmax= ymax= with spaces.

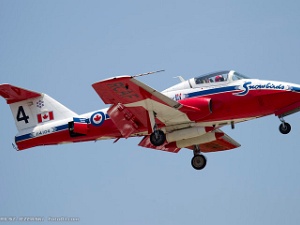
xmin=191 ymin=155 xmax=207 ymax=170
xmin=279 ymin=122 xmax=291 ymax=134
xmin=150 ymin=130 xmax=166 ymax=146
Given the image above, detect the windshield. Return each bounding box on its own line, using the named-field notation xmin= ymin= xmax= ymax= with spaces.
xmin=232 ymin=71 xmax=249 ymax=80
xmin=194 ymin=70 xmax=250 ymax=84
xmin=194 ymin=71 xmax=230 ymax=84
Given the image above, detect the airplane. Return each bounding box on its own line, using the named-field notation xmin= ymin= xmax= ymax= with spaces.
xmin=1 ymin=70 xmax=300 ymax=170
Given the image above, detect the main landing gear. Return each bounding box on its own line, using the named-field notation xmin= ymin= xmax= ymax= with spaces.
xmin=150 ymin=129 xmax=166 ymax=146
xmin=148 ymin=109 xmax=206 ymax=170
xmin=149 ymin=129 xmax=207 ymax=170
xmin=191 ymin=145 xmax=207 ymax=170
xmin=279 ymin=117 xmax=292 ymax=134
xmin=149 ymin=112 xmax=166 ymax=146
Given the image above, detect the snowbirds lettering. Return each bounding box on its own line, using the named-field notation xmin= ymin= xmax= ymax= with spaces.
xmin=1 ymin=70 xmax=300 ymax=170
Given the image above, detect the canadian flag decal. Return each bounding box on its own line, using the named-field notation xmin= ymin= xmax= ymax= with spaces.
xmin=37 ymin=111 xmax=54 ymax=123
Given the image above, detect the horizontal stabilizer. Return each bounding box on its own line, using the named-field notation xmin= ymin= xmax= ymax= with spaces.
xmin=0 ymin=84 xmax=41 ymax=104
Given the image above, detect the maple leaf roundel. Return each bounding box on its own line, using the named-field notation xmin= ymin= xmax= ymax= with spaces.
xmin=90 ymin=111 xmax=105 ymax=126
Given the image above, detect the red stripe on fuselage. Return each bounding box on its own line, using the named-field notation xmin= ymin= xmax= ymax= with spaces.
xmin=198 ymin=89 xmax=300 ymax=122
xmin=16 ymin=119 xmax=121 ymax=150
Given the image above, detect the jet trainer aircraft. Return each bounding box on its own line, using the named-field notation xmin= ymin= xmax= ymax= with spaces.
xmin=1 ymin=70 xmax=300 ymax=170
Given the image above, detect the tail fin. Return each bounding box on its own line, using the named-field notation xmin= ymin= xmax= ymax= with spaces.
xmin=0 ymin=83 xmax=77 ymax=132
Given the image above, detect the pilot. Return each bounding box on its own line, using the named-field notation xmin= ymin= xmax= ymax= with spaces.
xmin=215 ymin=75 xmax=224 ymax=82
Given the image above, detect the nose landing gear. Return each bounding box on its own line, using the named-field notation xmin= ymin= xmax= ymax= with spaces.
xmin=279 ymin=117 xmax=292 ymax=134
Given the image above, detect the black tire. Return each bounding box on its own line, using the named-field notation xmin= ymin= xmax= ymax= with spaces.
xmin=279 ymin=122 xmax=291 ymax=134
xmin=191 ymin=155 xmax=207 ymax=170
xmin=150 ymin=130 xmax=166 ymax=146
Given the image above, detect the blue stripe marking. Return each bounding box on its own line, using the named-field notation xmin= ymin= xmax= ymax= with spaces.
xmin=73 ymin=117 xmax=88 ymax=123
xmin=186 ymin=85 xmax=238 ymax=98
xmin=291 ymin=86 xmax=300 ymax=93
xmin=56 ymin=124 xmax=69 ymax=131
xmin=15 ymin=124 xmax=69 ymax=142
xmin=15 ymin=133 xmax=32 ymax=142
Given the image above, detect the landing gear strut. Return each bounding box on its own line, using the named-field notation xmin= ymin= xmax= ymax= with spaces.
xmin=149 ymin=111 xmax=166 ymax=146
xmin=191 ymin=145 xmax=207 ymax=170
xmin=279 ymin=117 xmax=291 ymax=134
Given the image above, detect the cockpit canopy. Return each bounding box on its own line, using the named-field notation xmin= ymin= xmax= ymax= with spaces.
xmin=194 ymin=70 xmax=249 ymax=85
xmin=163 ymin=70 xmax=250 ymax=93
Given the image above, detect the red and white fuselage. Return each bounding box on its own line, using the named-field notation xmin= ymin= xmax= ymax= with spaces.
xmin=1 ymin=70 xmax=300 ymax=169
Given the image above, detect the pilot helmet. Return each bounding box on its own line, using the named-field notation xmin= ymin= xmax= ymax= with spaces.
xmin=215 ymin=75 xmax=223 ymax=82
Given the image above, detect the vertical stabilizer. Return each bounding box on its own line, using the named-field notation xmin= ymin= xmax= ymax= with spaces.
xmin=0 ymin=84 xmax=77 ymax=132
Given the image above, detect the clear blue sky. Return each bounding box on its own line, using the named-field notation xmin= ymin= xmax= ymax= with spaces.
xmin=1 ymin=0 xmax=300 ymax=224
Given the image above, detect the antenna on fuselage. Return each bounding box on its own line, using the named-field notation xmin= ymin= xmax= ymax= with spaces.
xmin=173 ymin=76 xmax=185 ymax=82
xmin=132 ymin=69 xmax=165 ymax=78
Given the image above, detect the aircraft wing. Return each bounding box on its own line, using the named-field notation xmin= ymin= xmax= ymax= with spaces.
xmin=138 ymin=129 xmax=241 ymax=153
xmin=92 ymin=76 xmax=194 ymax=137
xmin=92 ymin=76 xmax=181 ymax=107
xmin=275 ymin=101 xmax=300 ymax=118
xmin=92 ymin=76 xmax=240 ymax=153
xmin=195 ymin=130 xmax=241 ymax=153
xmin=138 ymin=135 xmax=181 ymax=153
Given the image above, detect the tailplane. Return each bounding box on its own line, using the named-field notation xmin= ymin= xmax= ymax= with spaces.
xmin=0 ymin=84 xmax=77 ymax=132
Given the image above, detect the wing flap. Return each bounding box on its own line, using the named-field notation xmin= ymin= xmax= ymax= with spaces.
xmin=107 ymin=103 xmax=149 ymax=138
